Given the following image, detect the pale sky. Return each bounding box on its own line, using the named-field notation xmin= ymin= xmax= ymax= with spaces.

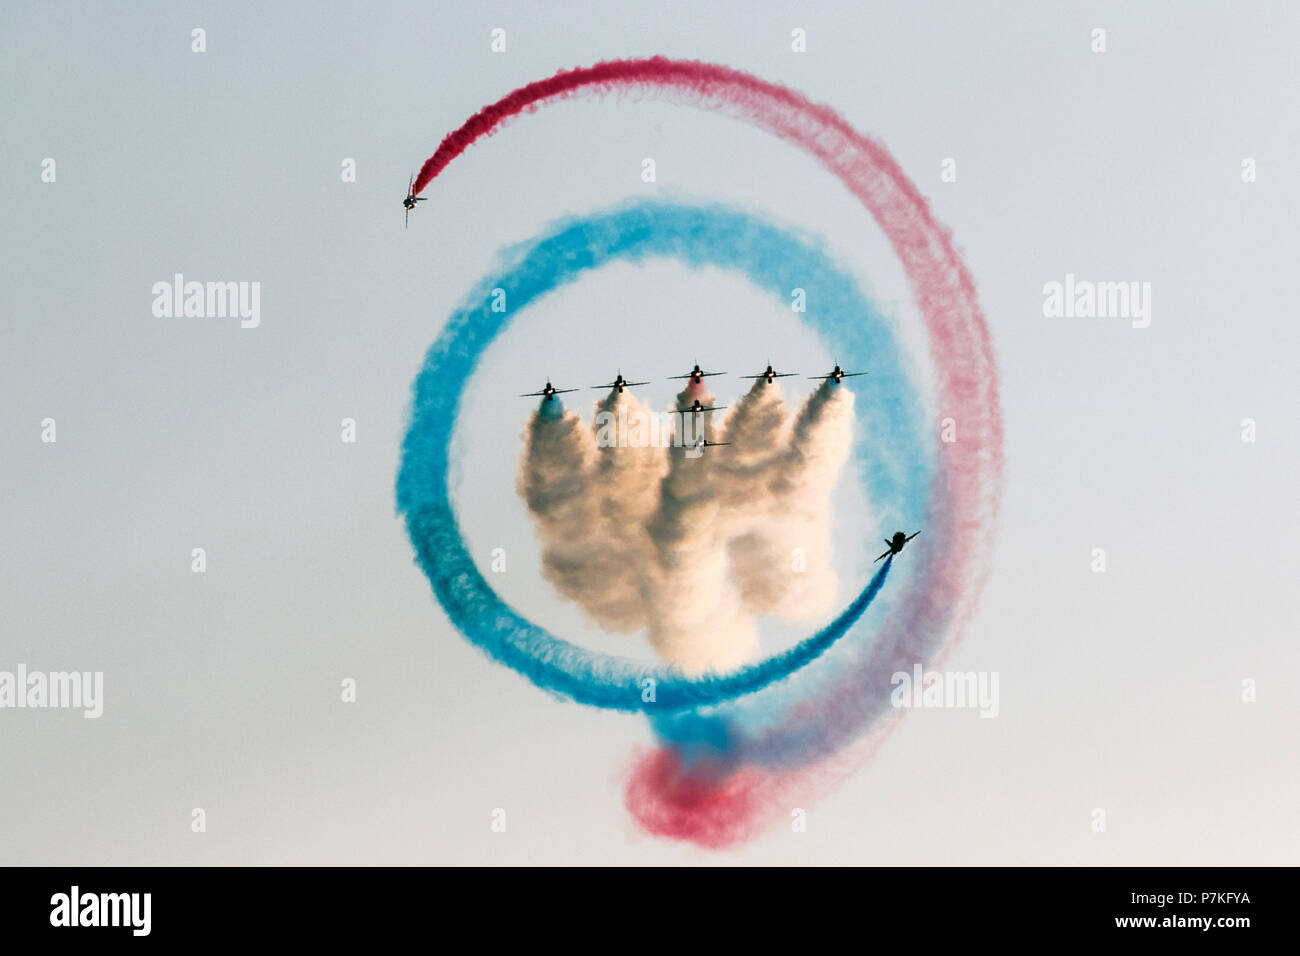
xmin=2 ymin=0 xmax=1297 ymax=864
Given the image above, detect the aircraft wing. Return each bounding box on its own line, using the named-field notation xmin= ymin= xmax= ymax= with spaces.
xmin=873 ymin=549 xmax=892 ymax=564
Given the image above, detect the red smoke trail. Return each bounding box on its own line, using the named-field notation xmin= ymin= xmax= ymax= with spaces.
xmin=415 ymin=58 xmax=797 ymax=195
xmin=414 ymin=57 xmax=1002 ymax=847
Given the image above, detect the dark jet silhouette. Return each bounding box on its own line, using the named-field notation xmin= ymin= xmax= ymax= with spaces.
xmin=669 ymin=361 xmax=726 ymax=384
xmin=402 ymin=174 xmax=427 ymax=228
xmin=740 ymin=363 xmax=797 ymax=385
xmin=810 ymin=364 xmax=867 ymax=384
xmin=520 ymin=380 xmax=578 ymax=402
xmin=592 ymin=371 xmax=649 ymax=393
xmin=874 ymin=530 xmax=921 ymax=563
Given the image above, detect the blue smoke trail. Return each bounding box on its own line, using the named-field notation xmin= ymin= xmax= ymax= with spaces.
xmin=397 ymin=200 xmax=929 ymax=724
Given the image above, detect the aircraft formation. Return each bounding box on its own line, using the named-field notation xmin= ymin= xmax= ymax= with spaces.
xmin=519 ymin=362 xmax=867 ymax=403
xmin=518 ymin=361 xmax=919 ymax=561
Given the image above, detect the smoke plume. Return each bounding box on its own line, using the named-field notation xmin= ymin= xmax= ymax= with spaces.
xmin=519 ymin=379 xmax=854 ymax=675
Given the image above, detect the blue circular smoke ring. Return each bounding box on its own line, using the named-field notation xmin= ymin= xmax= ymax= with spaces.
xmin=397 ymin=200 xmax=930 ymax=714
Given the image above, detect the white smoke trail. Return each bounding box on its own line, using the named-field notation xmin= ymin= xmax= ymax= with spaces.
xmin=516 ymin=405 xmax=611 ymax=624
xmin=716 ymin=381 xmax=854 ymax=621
xmin=640 ymin=385 xmax=757 ymax=675
xmin=588 ymin=390 xmax=662 ymax=632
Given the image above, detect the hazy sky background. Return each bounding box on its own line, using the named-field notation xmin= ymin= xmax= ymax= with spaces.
xmin=2 ymin=0 xmax=1298 ymax=865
